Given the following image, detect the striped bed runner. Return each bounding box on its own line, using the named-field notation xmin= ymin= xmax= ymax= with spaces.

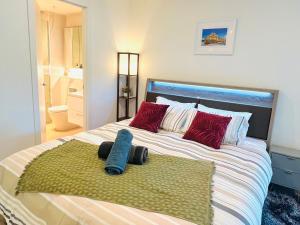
xmin=0 ymin=120 xmax=272 ymax=225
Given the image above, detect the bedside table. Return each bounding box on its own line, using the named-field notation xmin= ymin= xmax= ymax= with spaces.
xmin=270 ymin=145 xmax=300 ymax=191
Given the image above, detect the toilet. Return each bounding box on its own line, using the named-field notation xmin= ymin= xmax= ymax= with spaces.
xmin=48 ymin=105 xmax=78 ymax=131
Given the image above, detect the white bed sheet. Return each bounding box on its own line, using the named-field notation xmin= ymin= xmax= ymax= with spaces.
xmin=0 ymin=120 xmax=272 ymax=225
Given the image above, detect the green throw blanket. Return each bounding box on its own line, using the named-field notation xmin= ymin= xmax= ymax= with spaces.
xmin=16 ymin=140 xmax=214 ymax=225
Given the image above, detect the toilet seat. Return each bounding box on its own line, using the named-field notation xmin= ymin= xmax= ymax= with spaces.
xmin=48 ymin=105 xmax=78 ymax=131
xmin=48 ymin=105 xmax=68 ymax=113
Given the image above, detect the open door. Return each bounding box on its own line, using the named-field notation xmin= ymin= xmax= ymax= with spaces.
xmin=35 ymin=2 xmax=46 ymax=142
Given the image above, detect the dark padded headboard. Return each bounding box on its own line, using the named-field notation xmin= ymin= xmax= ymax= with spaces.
xmin=145 ymin=79 xmax=278 ymax=147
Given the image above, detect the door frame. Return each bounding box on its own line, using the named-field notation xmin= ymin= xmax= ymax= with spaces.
xmin=27 ymin=0 xmax=89 ymax=144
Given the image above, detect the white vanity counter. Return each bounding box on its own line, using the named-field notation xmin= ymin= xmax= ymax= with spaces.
xmin=68 ymin=92 xmax=83 ymax=127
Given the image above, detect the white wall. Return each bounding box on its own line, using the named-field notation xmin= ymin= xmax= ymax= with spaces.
xmin=130 ymin=0 xmax=300 ymax=150
xmin=2 ymin=0 xmax=298 ymax=159
xmin=66 ymin=0 xmax=130 ymax=129
xmin=0 ymin=0 xmax=130 ymax=158
xmin=0 ymin=0 xmax=37 ymax=159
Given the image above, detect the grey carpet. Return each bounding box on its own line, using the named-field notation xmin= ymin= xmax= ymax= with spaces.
xmin=262 ymin=184 xmax=300 ymax=225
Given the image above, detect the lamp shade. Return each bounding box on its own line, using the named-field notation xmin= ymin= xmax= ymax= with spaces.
xmin=118 ymin=52 xmax=139 ymax=75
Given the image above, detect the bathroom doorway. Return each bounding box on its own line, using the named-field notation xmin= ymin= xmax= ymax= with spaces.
xmin=35 ymin=0 xmax=86 ymax=142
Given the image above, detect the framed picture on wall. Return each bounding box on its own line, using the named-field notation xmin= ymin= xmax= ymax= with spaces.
xmin=194 ymin=19 xmax=237 ymax=55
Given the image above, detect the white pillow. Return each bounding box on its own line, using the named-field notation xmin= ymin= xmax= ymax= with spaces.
xmin=198 ymin=104 xmax=251 ymax=145
xmin=181 ymin=108 xmax=198 ymax=133
xmin=156 ymin=96 xmax=196 ymax=109
xmin=182 ymin=105 xmax=252 ymax=145
xmin=197 ymin=104 xmax=252 ymax=120
xmin=156 ymin=96 xmax=196 ymax=132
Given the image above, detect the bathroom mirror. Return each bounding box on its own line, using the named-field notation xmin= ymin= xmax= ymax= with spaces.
xmin=64 ymin=26 xmax=83 ymax=68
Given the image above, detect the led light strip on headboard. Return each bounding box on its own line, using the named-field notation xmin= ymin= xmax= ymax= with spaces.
xmin=145 ymin=78 xmax=278 ymax=147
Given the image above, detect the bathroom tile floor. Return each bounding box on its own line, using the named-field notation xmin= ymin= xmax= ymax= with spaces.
xmin=46 ymin=123 xmax=84 ymax=141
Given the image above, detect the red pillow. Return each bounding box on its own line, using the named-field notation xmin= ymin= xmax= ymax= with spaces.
xmin=129 ymin=101 xmax=169 ymax=133
xmin=183 ymin=111 xmax=231 ymax=149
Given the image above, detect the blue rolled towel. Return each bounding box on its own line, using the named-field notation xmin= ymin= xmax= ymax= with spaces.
xmin=98 ymin=141 xmax=148 ymax=165
xmin=105 ymin=129 xmax=133 ymax=175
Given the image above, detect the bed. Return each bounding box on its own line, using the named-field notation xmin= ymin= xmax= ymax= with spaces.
xmin=0 ymin=79 xmax=278 ymax=225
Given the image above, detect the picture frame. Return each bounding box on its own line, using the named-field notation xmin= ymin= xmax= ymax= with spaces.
xmin=194 ymin=19 xmax=237 ymax=55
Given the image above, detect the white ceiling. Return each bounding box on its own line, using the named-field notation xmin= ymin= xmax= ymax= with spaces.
xmin=36 ymin=0 xmax=82 ymax=15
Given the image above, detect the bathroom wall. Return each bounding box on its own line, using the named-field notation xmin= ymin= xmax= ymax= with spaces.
xmin=66 ymin=13 xmax=82 ymax=27
xmin=63 ymin=13 xmax=84 ymax=106
xmin=39 ymin=12 xmax=66 ymax=107
xmin=41 ymin=12 xmax=66 ymax=68
xmin=38 ymin=10 xmax=84 ymax=113
xmin=62 ymin=14 xmax=84 ymax=103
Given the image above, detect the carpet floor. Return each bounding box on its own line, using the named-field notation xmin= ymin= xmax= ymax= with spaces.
xmin=262 ymin=184 xmax=300 ymax=225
